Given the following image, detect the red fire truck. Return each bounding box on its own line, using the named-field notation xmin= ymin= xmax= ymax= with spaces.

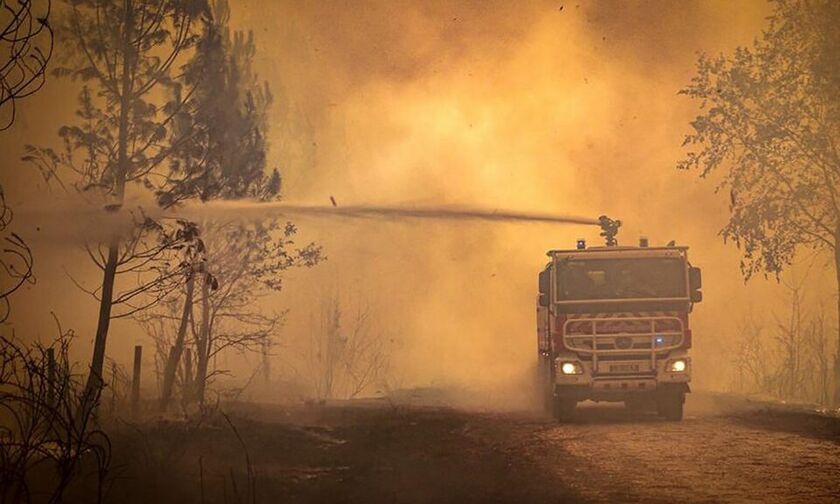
xmin=537 ymin=217 xmax=702 ymax=421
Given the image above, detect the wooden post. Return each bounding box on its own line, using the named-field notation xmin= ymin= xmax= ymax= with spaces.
xmin=130 ymin=345 xmax=142 ymax=419
xmin=46 ymin=348 xmax=56 ymax=408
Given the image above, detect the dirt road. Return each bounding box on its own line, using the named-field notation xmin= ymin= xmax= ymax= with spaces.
xmin=104 ymin=394 xmax=840 ymax=504
xmin=511 ymin=398 xmax=840 ymax=503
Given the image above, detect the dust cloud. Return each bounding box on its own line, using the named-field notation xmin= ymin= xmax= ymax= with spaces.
xmin=6 ymin=0 xmax=833 ymax=410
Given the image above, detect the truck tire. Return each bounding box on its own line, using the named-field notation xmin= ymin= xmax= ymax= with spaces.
xmin=543 ymin=386 xmax=554 ymax=416
xmin=553 ymin=397 xmax=576 ymax=422
xmin=539 ymin=357 xmax=555 ymax=416
xmin=656 ymin=391 xmax=684 ymax=421
xmin=624 ymin=398 xmax=647 ymax=413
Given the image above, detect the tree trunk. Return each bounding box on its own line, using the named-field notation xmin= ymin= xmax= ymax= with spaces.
xmin=262 ymin=338 xmax=270 ymax=386
xmin=183 ymin=348 xmax=193 ymax=406
xmin=80 ymin=240 xmax=120 ymax=414
xmin=160 ymin=272 xmax=194 ymax=410
xmin=80 ymin=0 xmax=134 ymax=418
xmin=832 ymin=224 xmax=840 ymax=407
xmin=194 ymin=275 xmax=211 ymax=404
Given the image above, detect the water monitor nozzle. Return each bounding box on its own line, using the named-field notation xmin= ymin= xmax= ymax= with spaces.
xmin=598 ymin=215 xmax=622 ymax=246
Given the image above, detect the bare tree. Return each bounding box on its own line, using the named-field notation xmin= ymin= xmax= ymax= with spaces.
xmin=0 ymin=318 xmax=111 ymax=503
xmin=733 ymin=313 xmax=772 ymax=395
xmin=135 ymin=218 xmax=320 ymax=410
xmin=0 ymin=185 xmax=34 ymax=323
xmin=0 ymin=0 xmax=50 ymax=320
xmin=304 ymin=291 xmax=392 ymax=401
xmin=679 ymin=0 xmax=840 ymax=404
xmin=157 ymin=229 xmax=203 ymax=409
xmin=732 ymin=272 xmax=837 ymax=405
xmin=772 ymin=280 xmax=807 ymax=400
xmin=190 ymin=220 xmax=320 ymax=404
xmin=134 ymin=295 xmax=180 ymax=396
xmin=307 ymin=293 xmax=340 ymax=401
xmin=1 ymin=0 xmax=53 ymax=130
xmin=804 ymin=310 xmax=833 ymax=405
xmin=147 ymin=0 xmax=320 ymax=408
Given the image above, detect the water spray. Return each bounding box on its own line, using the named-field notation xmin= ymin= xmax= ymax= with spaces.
xmin=177 ymin=200 xmax=602 ymax=227
xmin=17 ymin=198 xmax=620 ymax=246
xmin=180 ymin=201 xmax=623 ymax=246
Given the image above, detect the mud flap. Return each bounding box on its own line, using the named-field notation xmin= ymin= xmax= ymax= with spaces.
xmin=656 ymin=384 xmax=686 ymax=421
xmin=553 ymin=396 xmax=576 ymax=422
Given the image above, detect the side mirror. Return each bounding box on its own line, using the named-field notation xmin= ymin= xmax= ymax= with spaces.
xmin=689 ymin=267 xmax=702 ymax=303
xmin=538 ymin=269 xmax=551 ymax=307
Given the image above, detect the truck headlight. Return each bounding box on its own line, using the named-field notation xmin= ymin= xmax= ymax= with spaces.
xmin=560 ymin=361 xmax=583 ymax=375
xmin=669 ymin=359 xmax=687 ymax=373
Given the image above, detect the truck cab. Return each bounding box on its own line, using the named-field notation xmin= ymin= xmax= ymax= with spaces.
xmin=537 ymin=237 xmax=702 ymax=421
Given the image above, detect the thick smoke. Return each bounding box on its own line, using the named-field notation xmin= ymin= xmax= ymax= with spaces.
xmin=227 ymin=0 xmax=781 ymax=402
xmin=6 ymin=1 xmax=835 ymax=407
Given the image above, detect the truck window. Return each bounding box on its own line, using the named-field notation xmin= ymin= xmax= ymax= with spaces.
xmin=556 ymin=258 xmax=687 ymax=301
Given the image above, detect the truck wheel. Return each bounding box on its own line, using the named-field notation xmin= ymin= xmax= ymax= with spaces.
xmin=657 ymin=391 xmax=684 ymax=421
xmin=543 ymin=386 xmax=554 ymax=416
xmin=539 ymin=358 xmax=555 ymax=416
xmin=624 ymin=399 xmax=646 ymax=413
xmin=553 ymin=397 xmax=576 ymax=422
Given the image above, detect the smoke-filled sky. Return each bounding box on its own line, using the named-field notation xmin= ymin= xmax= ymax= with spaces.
xmin=2 ymin=1 xmax=837 ymax=402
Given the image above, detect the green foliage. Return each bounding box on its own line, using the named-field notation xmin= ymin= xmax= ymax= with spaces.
xmin=26 ymin=0 xmax=207 ymax=198
xmin=678 ymin=0 xmax=840 ymax=280
xmin=162 ymin=0 xmax=281 ymax=207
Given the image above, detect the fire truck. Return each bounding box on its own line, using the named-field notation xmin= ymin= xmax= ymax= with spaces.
xmin=537 ymin=217 xmax=702 ymax=421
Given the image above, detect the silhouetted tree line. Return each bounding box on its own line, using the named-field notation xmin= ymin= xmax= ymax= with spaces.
xmin=19 ymin=0 xmax=320 ymax=419
xmin=2 ymin=0 xmax=320 ymax=499
xmin=680 ymin=0 xmax=840 ymax=405
xmin=732 ymin=275 xmax=835 ymax=406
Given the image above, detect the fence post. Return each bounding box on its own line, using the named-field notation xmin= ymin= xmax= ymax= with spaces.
xmin=131 ymin=345 xmax=142 ymax=419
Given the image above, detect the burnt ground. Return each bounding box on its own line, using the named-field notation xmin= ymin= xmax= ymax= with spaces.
xmin=61 ymin=393 xmax=840 ymax=504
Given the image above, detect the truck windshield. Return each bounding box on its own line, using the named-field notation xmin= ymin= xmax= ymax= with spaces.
xmin=556 ymin=258 xmax=687 ymax=301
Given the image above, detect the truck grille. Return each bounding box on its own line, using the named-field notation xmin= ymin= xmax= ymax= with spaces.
xmin=566 ymin=315 xmax=682 ymax=336
xmin=562 ymin=313 xmax=684 ymax=361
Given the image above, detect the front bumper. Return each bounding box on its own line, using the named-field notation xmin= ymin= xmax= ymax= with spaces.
xmin=554 ymin=352 xmax=691 ymax=401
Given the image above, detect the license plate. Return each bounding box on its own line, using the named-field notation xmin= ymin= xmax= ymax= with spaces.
xmin=609 ymin=363 xmax=640 ymax=373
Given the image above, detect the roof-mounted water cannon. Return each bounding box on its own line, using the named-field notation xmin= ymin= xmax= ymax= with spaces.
xmin=598 ymin=215 xmax=621 ymax=247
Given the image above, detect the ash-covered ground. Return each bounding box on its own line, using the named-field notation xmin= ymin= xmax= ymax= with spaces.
xmin=81 ymin=392 xmax=840 ymax=504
